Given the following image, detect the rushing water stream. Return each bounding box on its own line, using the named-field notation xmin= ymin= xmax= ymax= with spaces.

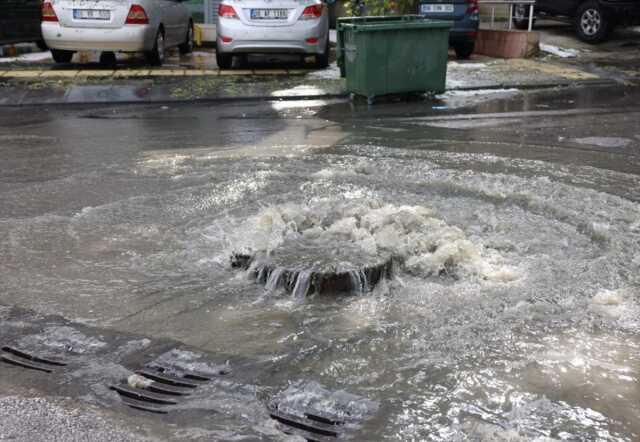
xmin=1 ymin=93 xmax=639 ymax=440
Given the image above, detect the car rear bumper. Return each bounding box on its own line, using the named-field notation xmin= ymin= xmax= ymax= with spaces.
xmin=449 ymin=28 xmax=478 ymax=44
xmin=42 ymin=22 xmax=156 ymax=52
xmin=217 ymin=18 xmax=328 ymax=54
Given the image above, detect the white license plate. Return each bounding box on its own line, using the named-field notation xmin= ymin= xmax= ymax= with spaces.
xmin=73 ymin=9 xmax=111 ymax=20
xmin=420 ymin=4 xmax=454 ymax=13
xmin=250 ymin=9 xmax=288 ymax=20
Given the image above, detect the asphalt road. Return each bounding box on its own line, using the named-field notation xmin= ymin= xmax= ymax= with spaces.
xmin=1 ymin=84 xmax=639 ymax=441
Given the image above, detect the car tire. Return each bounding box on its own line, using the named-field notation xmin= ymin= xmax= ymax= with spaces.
xmin=51 ymin=49 xmax=73 ymax=64
xmin=512 ymin=4 xmax=535 ymax=30
xmin=575 ymin=0 xmax=611 ymax=43
xmin=145 ymin=29 xmax=165 ymax=66
xmin=179 ymin=22 xmax=194 ymax=55
xmin=315 ymin=37 xmax=330 ymax=69
xmin=453 ymin=42 xmax=475 ymax=59
xmin=36 ymin=39 xmax=48 ymax=51
xmin=216 ymin=51 xmax=233 ymax=69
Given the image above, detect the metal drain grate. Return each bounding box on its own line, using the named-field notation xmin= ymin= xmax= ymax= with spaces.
xmin=269 ymin=405 xmax=345 ymax=442
xmin=111 ymin=365 xmax=222 ymax=414
xmin=0 ymin=346 xmax=67 ymax=373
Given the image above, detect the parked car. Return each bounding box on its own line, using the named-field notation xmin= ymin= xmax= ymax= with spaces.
xmin=41 ymin=0 xmax=194 ymax=65
xmin=0 ymin=0 xmax=47 ymax=48
xmin=216 ymin=0 xmax=330 ymax=69
xmin=418 ymin=0 xmax=479 ymax=59
xmin=513 ymin=0 xmax=640 ymax=43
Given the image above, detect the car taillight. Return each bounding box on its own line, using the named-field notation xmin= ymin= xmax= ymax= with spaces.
xmin=126 ymin=5 xmax=149 ymax=24
xmin=301 ymin=4 xmax=323 ymax=19
xmin=466 ymin=0 xmax=479 ymax=14
xmin=42 ymin=2 xmax=58 ymax=22
xmin=218 ymin=4 xmax=238 ymax=19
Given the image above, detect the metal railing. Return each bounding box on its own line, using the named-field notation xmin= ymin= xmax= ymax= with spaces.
xmin=479 ymin=0 xmax=536 ymax=32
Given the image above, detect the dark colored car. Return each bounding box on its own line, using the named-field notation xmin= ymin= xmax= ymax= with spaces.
xmin=513 ymin=0 xmax=640 ymax=43
xmin=418 ymin=0 xmax=479 ymax=59
xmin=0 ymin=0 xmax=46 ymax=47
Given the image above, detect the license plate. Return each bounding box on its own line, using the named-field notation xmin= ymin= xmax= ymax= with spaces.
xmin=73 ymin=9 xmax=111 ymax=20
xmin=250 ymin=9 xmax=288 ymax=20
xmin=420 ymin=4 xmax=454 ymax=13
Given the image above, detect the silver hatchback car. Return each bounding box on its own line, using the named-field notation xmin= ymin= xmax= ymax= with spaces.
xmin=216 ymin=0 xmax=330 ymax=69
xmin=42 ymin=0 xmax=193 ymax=65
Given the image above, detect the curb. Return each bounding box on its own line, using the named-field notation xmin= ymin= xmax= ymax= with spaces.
xmin=0 ymin=78 xmax=619 ymax=108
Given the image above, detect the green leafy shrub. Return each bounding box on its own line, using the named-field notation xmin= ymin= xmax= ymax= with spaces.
xmin=342 ymin=0 xmax=418 ymax=16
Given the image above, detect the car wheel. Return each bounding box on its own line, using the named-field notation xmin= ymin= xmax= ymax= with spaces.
xmin=315 ymin=37 xmax=330 ymax=69
xmin=453 ymin=42 xmax=475 ymax=59
xmin=179 ymin=22 xmax=194 ymax=55
xmin=146 ymin=29 xmax=165 ymax=66
xmin=216 ymin=51 xmax=233 ymax=69
xmin=512 ymin=4 xmax=535 ymax=30
xmin=51 ymin=49 xmax=74 ymax=64
xmin=575 ymin=0 xmax=611 ymax=43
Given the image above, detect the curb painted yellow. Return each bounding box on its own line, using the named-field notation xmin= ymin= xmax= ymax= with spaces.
xmin=253 ymin=69 xmax=288 ymax=75
xmin=40 ymin=70 xmax=79 ymax=78
xmin=219 ymin=69 xmax=254 ymax=76
xmin=0 ymin=68 xmax=316 ymax=79
xmin=76 ymin=70 xmax=115 ymax=77
xmin=6 ymin=70 xmax=42 ymax=78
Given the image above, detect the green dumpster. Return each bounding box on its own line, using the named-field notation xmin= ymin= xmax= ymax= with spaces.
xmin=337 ymin=16 xmax=452 ymax=102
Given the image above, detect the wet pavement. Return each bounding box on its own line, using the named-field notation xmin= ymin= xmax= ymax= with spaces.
xmin=2 ymin=34 xmax=635 ymax=106
xmin=1 ymin=84 xmax=640 ymax=440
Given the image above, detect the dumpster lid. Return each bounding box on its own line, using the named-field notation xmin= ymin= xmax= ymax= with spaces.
xmin=339 ymin=17 xmax=452 ymax=32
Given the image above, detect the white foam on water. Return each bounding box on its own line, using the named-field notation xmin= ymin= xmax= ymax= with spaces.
xmin=570 ymin=137 xmax=633 ymax=148
xmin=590 ymin=287 xmax=640 ymax=324
xmin=19 ymin=326 xmax=107 ymax=355
xmin=227 ymin=199 xmax=519 ymax=285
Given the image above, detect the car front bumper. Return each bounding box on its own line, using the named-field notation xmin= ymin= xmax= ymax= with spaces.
xmin=42 ymin=22 xmax=156 ymax=52
xmin=217 ymin=18 xmax=328 ymax=55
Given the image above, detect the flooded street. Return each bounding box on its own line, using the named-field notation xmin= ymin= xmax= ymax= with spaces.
xmin=1 ymin=86 xmax=640 ymax=440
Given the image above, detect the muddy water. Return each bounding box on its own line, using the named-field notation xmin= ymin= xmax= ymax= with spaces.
xmin=1 ymin=92 xmax=640 ymax=440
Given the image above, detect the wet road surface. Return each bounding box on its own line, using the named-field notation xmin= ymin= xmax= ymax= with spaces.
xmin=1 ymin=85 xmax=640 ymax=440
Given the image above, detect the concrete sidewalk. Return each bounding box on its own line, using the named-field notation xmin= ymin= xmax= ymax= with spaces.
xmin=0 ymin=57 xmax=615 ymax=106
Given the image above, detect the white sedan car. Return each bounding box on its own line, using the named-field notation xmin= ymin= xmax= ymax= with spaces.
xmin=41 ymin=0 xmax=193 ymax=65
xmin=216 ymin=0 xmax=330 ymax=69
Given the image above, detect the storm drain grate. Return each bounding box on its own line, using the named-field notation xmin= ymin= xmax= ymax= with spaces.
xmin=0 ymin=346 xmax=67 ymax=373
xmin=269 ymin=405 xmax=346 ymax=442
xmin=110 ymin=365 xmax=222 ymax=414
